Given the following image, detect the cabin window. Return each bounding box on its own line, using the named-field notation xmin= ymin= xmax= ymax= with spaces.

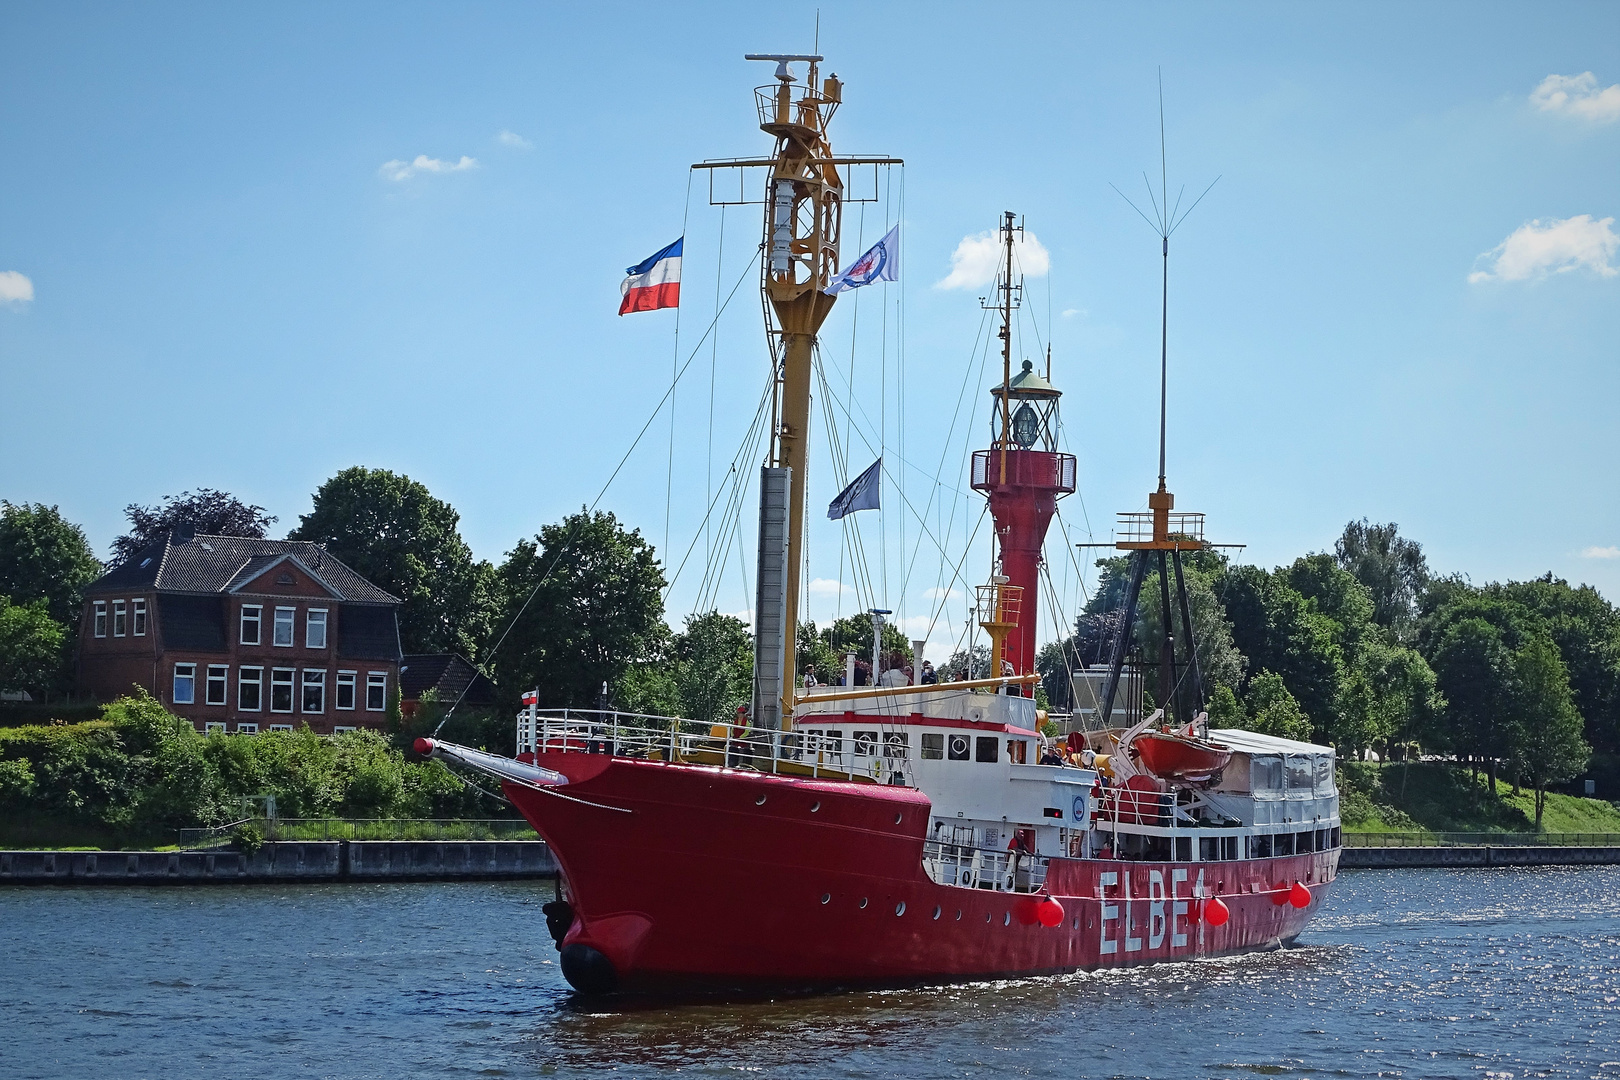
xmin=1249 ymin=835 xmax=1273 ymax=859
xmin=172 ymin=663 xmax=196 ymax=705
xmin=947 ymin=733 xmax=970 ymax=760
xmin=854 ymin=730 xmax=878 ymax=756
xmin=206 ymin=665 xmax=228 ymax=706
xmin=93 ymin=601 xmax=107 ymax=637
xmin=975 ymin=736 xmax=999 ymax=763
xmin=1287 ymin=755 xmax=1313 ymax=791
xmin=1174 ymin=836 xmax=1192 ymax=861
xmin=1007 ymin=739 xmax=1027 ymax=764
xmin=336 ymin=671 xmax=356 ymax=710
xmin=1222 ymin=837 xmax=1239 ymax=860
xmin=813 ymin=729 xmax=843 ymax=756
xmin=306 ymin=609 xmax=328 ymax=649
xmin=112 ymin=600 xmax=126 ymax=637
xmin=132 ymin=598 xmax=147 ymax=636
xmin=273 ymin=607 xmax=296 ymax=647
xmin=1330 ymin=827 xmax=1341 ymax=848
xmin=921 ymin=733 xmax=944 ymax=759
xmin=1199 ymin=837 xmax=1219 ymax=862
xmin=1314 ymin=755 xmax=1334 ymax=795
xmin=238 ymin=667 xmax=263 ymax=711
xmin=240 ymin=605 xmax=262 ymax=645
xmin=883 ymin=732 xmax=909 ymax=759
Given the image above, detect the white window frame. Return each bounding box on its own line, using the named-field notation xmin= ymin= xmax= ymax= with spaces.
xmin=270 ymin=668 xmax=295 ymax=713
xmin=172 ymin=662 xmax=196 ymax=705
xmin=268 ymin=724 xmax=293 ymax=733
xmin=336 ymin=670 xmax=357 ymax=710
xmin=306 ymin=608 xmax=328 ymax=649
xmin=272 ymin=606 xmax=296 ymax=647
xmin=93 ymin=601 xmax=107 ymax=638
xmin=204 ymin=722 xmax=226 ymax=734
xmin=238 ymin=666 xmax=263 ymax=712
xmin=205 ymin=665 xmax=228 ymax=706
xmin=333 ymin=726 xmax=357 ymax=735
xmin=236 ymin=723 xmax=258 ymax=734
xmin=301 ymin=669 xmax=326 ymax=714
xmin=365 ymin=671 xmax=387 ymax=712
xmin=113 ymin=600 xmax=127 ymax=637
xmin=240 ymin=605 xmax=262 ymax=646
xmin=132 ymin=598 xmax=147 ymax=636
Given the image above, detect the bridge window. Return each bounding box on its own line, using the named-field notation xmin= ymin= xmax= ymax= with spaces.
xmin=975 ymin=736 xmax=999 ymax=763
xmin=854 ymin=731 xmax=878 ymax=756
xmin=883 ymin=733 xmax=909 ymax=759
xmin=921 ymin=733 xmax=944 ymax=759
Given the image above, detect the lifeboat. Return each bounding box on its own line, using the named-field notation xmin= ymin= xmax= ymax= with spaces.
xmin=1131 ymin=730 xmax=1233 ymax=781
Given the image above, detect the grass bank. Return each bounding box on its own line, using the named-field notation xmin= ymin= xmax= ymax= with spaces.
xmin=1339 ymin=761 xmax=1620 ymax=835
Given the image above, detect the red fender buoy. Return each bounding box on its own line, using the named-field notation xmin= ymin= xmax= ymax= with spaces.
xmin=1204 ymin=895 xmax=1230 ymax=927
xmin=1289 ymin=881 xmax=1312 ymax=909
xmin=1036 ymin=896 xmax=1065 ymax=928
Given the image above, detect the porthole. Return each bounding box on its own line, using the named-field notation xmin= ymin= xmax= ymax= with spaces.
xmin=810 ymin=801 xmax=821 ymax=813
xmin=1072 ymin=917 xmax=1079 ymax=930
xmin=821 ymin=893 xmax=831 ymax=905
xmin=932 ymin=905 xmax=941 ymax=920
xmin=859 ymin=897 xmax=869 ymax=909
xmin=893 ymin=812 xmax=903 ymax=824
xmin=955 ymin=910 xmax=962 ymax=921
xmin=755 ymin=795 xmax=767 ymax=806
xmin=1004 ymin=911 xmax=1012 ymax=927
xmin=895 ymin=902 xmax=906 ymax=916
xmin=985 ymin=912 xmax=992 ymax=923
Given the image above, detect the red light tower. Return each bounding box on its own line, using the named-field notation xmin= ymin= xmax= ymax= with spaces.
xmin=970 ymin=212 xmax=1076 ymax=693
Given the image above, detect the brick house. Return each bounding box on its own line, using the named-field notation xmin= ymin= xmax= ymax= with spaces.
xmin=77 ymin=529 xmax=404 ymax=735
xmin=400 ymin=653 xmax=497 ymax=720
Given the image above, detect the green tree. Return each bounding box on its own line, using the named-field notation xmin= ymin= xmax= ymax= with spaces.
xmin=1491 ymin=574 xmax=1620 ymax=761
xmin=112 ymin=488 xmax=276 ymax=564
xmin=1431 ymin=616 xmax=1517 ymax=792
xmin=1335 ymin=519 xmax=1430 ymax=640
xmin=1242 ymin=671 xmax=1313 ymax=742
xmin=1206 ymin=683 xmax=1246 ymax=729
xmin=674 ymin=612 xmax=753 ymax=727
xmin=0 ymin=597 xmax=68 ymax=698
xmin=0 ymin=502 xmax=102 ymax=624
xmin=290 ymin=467 xmax=497 ymax=658
xmin=1508 ymin=637 xmax=1590 ymax=826
xmin=496 ymin=509 xmax=667 ymax=709
xmin=1220 ymin=567 xmax=1341 ymax=740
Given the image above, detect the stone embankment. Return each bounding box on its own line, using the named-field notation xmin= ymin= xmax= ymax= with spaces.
xmin=0 ymin=840 xmax=558 ymax=885
xmin=1341 ymin=845 xmax=1620 ymax=869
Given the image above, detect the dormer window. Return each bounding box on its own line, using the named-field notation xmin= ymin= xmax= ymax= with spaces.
xmin=273 ymin=607 xmax=295 ymax=647
xmin=240 ymin=605 xmax=262 ymax=645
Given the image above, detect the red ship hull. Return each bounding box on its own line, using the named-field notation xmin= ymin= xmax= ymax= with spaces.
xmin=507 ymin=752 xmax=1338 ymax=994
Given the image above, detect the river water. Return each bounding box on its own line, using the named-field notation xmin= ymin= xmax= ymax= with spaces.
xmin=3 ymin=866 xmax=1617 ymax=1079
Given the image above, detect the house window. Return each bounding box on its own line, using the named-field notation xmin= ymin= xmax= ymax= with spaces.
xmin=306 ymin=609 xmax=328 ymax=649
xmin=238 ymin=667 xmax=262 ymax=711
xmin=132 ymin=598 xmax=147 ymax=636
xmin=336 ymin=671 xmax=356 ymax=710
xmin=206 ymin=665 xmax=228 ymax=705
xmin=270 ymin=669 xmax=295 ymax=713
xmin=240 ymin=605 xmax=262 ymax=645
xmin=205 ymin=722 xmax=226 ymax=734
xmin=334 ymin=726 xmax=357 ymax=735
xmin=269 ymin=724 xmax=293 ymax=733
xmin=273 ymin=607 xmax=295 ymax=647
xmin=93 ymin=601 xmax=107 ymax=637
xmin=173 ymin=663 xmax=196 ymax=704
xmin=236 ymin=723 xmax=259 ymax=734
xmin=113 ymin=600 xmax=127 ymax=637
xmin=366 ymin=672 xmax=387 ymax=711
xmin=302 ymin=670 xmax=325 ymax=714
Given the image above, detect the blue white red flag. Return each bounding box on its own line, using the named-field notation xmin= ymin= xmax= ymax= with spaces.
xmin=823 ymin=225 xmax=899 ymax=296
xmin=828 ymin=458 xmax=882 ymax=520
xmin=620 ymin=237 xmax=682 ymax=315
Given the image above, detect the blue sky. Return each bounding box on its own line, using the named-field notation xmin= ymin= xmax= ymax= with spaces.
xmin=3 ymin=2 xmax=1617 ymax=661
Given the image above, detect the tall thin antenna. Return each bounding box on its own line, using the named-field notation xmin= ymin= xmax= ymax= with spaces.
xmin=1110 ymin=70 xmax=1219 ymax=492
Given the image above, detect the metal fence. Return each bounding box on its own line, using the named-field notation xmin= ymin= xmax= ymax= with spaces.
xmin=178 ymin=818 xmax=538 ymax=848
xmin=1344 ymin=831 xmax=1620 ymax=848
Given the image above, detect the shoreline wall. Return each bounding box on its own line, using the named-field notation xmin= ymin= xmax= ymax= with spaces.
xmin=1341 ymin=845 xmax=1620 ymax=869
xmin=0 ymin=840 xmax=558 ymax=885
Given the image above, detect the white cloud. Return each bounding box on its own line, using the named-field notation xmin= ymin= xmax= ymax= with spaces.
xmin=936 ymin=230 xmax=1050 ymax=290
xmin=0 ymin=271 xmax=33 ymax=304
xmin=922 ymin=586 xmax=962 ymax=602
xmin=1530 ymin=72 xmax=1620 ymax=123
xmin=808 ymin=578 xmax=852 ymax=599
xmin=378 ymin=155 xmax=479 ymax=182
xmin=497 ymin=130 xmax=533 ymax=149
xmin=1581 ymin=546 xmax=1620 ymax=560
xmin=1468 ymin=215 xmax=1618 ymax=283
xmin=1060 ymin=307 xmax=1086 ymax=320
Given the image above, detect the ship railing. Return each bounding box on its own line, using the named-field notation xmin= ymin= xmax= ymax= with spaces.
xmin=517 ymin=709 xmax=885 ymax=783
xmin=1115 ymin=511 xmax=1206 ymax=546
xmin=921 ymin=839 xmax=1049 ymax=894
